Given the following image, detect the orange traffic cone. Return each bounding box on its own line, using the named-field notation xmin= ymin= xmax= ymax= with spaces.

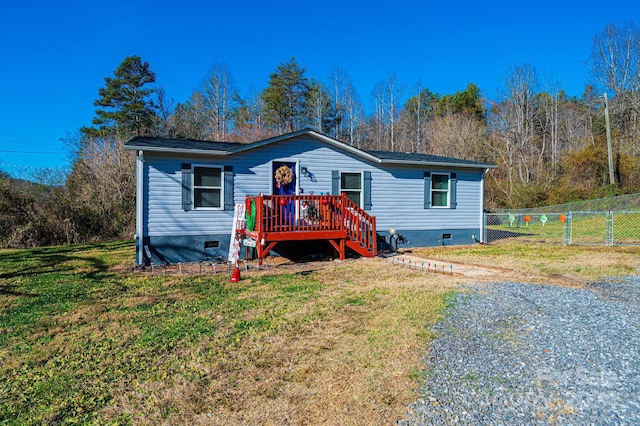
xmin=229 ymin=266 xmax=241 ymax=282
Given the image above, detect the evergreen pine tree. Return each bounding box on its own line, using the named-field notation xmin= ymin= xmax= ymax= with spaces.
xmin=82 ymin=55 xmax=157 ymax=137
xmin=261 ymin=57 xmax=310 ymax=133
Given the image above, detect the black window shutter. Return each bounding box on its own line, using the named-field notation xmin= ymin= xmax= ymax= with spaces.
xmin=331 ymin=170 xmax=340 ymax=195
xmin=181 ymin=163 xmax=192 ymax=211
xmin=450 ymin=173 xmax=457 ymax=209
xmin=423 ymin=172 xmax=431 ymax=209
xmin=224 ymin=165 xmax=234 ymax=211
xmin=363 ymin=171 xmax=372 ymax=210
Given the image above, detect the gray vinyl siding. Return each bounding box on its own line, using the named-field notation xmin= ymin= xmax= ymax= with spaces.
xmin=367 ymin=167 xmax=482 ymax=232
xmin=144 ymin=156 xmax=234 ymax=236
xmin=143 ymin=135 xmax=484 ymax=238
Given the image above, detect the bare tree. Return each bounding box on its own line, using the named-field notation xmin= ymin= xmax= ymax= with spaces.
xmin=492 ymin=64 xmax=541 ymax=185
xmin=534 ymin=86 xmax=593 ymax=182
xmin=400 ymin=82 xmax=438 ymax=152
xmin=370 ymin=82 xmax=386 ymax=150
xmin=328 ymin=67 xmax=348 ymax=138
xmin=485 ymin=64 xmax=543 ymax=204
xmin=535 ymin=90 xmax=560 ymax=179
xmin=307 ymin=80 xmax=333 ymax=133
xmin=342 ymin=80 xmax=365 ymax=147
xmin=199 ymin=63 xmax=239 ymax=140
xmin=65 ymin=133 xmax=136 ymax=240
xmin=370 ymin=73 xmax=405 ymax=151
xmin=427 ymin=113 xmax=488 ymax=160
xmin=590 ymin=21 xmax=640 ymax=156
xmin=154 ymin=86 xmax=175 ymax=137
xmin=590 ymin=21 xmax=640 ymax=95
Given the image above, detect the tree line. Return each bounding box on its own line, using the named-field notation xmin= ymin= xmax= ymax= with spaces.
xmin=1 ymin=21 xmax=639 ymax=248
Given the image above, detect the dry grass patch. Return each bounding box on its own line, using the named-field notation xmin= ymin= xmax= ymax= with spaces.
xmin=95 ymin=260 xmax=466 ymax=425
xmin=413 ymin=240 xmax=640 ymax=286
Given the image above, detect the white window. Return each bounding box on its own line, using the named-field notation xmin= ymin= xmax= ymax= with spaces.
xmin=193 ymin=166 xmax=222 ymax=209
xmin=431 ymin=173 xmax=450 ymax=208
xmin=341 ymin=172 xmax=362 ymax=206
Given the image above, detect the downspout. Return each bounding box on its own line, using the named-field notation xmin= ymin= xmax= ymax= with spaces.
xmin=136 ymin=150 xmax=144 ymax=265
xmin=480 ymin=168 xmax=489 ymax=243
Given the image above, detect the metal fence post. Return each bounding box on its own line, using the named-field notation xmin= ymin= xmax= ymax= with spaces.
xmin=482 ymin=212 xmax=487 ymax=243
xmin=564 ymin=212 xmax=572 ymax=246
xmin=606 ymin=211 xmax=614 ymax=246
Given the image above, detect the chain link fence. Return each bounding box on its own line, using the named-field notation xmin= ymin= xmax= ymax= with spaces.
xmin=492 ymin=193 xmax=640 ymax=215
xmin=485 ymin=193 xmax=640 ymax=246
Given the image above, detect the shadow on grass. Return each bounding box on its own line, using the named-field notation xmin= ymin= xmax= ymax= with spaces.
xmin=0 ymin=285 xmax=38 ymax=297
xmin=0 ymin=243 xmax=136 ymax=325
xmin=0 ymin=241 xmax=131 ymax=281
xmin=486 ymin=228 xmax=537 ymax=242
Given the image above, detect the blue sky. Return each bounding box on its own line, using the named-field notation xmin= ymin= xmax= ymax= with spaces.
xmin=0 ymin=0 xmax=637 ymax=177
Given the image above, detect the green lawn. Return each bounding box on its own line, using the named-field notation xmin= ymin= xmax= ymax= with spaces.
xmin=0 ymin=241 xmax=456 ymax=424
xmin=487 ymin=212 xmax=640 ymax=245
xmin=0 ymin=242 xmax=327 ymax=423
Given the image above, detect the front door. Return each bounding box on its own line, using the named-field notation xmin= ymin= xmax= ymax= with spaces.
xmin=272 ymin=161 xmax=297 ymax=224
xmin=272 ymin=161 xmax=297 ymax=196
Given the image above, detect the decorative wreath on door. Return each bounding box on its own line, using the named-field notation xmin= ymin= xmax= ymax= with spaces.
xmin=274 ymin=165 xmax=294 ymax=186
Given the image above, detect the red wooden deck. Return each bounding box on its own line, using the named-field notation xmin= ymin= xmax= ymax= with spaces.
xmin=241 ymin=194 xmax=377 ymax=260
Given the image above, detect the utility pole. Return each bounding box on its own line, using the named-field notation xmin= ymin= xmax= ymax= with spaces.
xmin=602 ymin=93 xmax=615 ymax=185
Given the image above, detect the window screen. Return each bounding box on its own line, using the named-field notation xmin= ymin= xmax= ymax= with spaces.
xmin=341 ymin=172 xmax=362 ymax=206
xmin=194 ymin=167 xmax=222 ymax=208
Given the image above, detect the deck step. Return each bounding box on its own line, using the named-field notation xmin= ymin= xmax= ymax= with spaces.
xmin=345 ymin=240 xmax=376 ymax=258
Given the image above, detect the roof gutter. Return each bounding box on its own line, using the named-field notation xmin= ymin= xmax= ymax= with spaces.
xmin=123 ymin=145 xmax=230 ymax=156
xmin=377 ymin=158 xmax=498 ymax=169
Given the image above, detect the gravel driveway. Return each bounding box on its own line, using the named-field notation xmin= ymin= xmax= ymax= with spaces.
xmin=400 ymin=277 xmax=640 ymax=425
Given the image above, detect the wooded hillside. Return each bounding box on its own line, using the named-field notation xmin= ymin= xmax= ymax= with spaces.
xmin=2 ymin=22 xmax=639 ymax=248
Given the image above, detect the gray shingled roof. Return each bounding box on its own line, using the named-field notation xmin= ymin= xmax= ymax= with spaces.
xmin=124 ymin=136 xmax=244 ymax=152
xmin=365 ymin=150 xmax=491 ymax=167
xmin=124 ymin=130 xmax=495 ymax=169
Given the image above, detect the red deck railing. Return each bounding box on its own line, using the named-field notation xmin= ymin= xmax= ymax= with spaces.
xmin=342 ymin=197 xmax=377 ymax=254
xmin=244 ymin=194 xmax=377 ymax=258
